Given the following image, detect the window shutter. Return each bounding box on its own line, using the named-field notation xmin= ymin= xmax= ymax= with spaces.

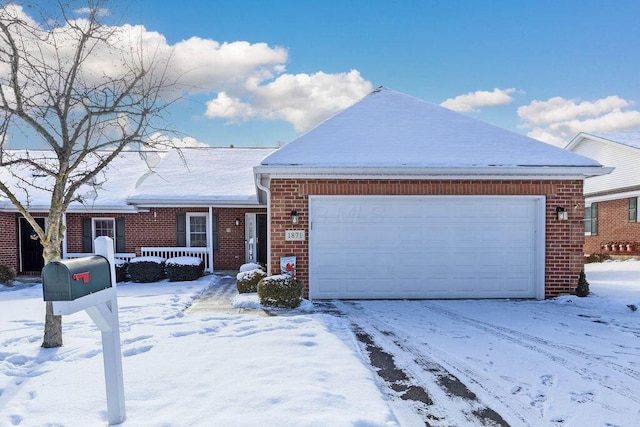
xmin=116 ymin=218 xmax=126 ymax=253
xmin=591 ymin=203 xmax=598 ymax=235
xmin=82 ymin=218 xmax=92 ymax=252
xmin=212 ymin=213 xmax=219 ymax=252
xmin=176 ymin=213 xmax=186 ymax=247
xmin=629 ymin=198 xmax=637 ymax=223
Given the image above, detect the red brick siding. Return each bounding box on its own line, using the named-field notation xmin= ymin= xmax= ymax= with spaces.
xmin=66 ymin=207 xmax=266 ymax=271
xmin=0 ymin=212 xmax=18 ymax=272
xmin=269 ymin=179 xmax=585 ymax=299
xmin=584 ymin=198 xmax=640 ymax=255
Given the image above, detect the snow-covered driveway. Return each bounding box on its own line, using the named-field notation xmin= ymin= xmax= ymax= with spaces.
xmin=324 ymin=268 xmax=640 ymax=426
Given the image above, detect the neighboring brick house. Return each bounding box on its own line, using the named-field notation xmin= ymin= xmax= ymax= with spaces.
xmin=0 ymin=147 xmax=274 ymax=275
xmin=254 ymin=88 xmax=611 ymax=300
xmin=565 ymin=132 xmax=640 ymax=255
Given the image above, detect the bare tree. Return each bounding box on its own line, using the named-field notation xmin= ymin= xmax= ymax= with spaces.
xmin=0 ymin=1 xmax=178 ymax=347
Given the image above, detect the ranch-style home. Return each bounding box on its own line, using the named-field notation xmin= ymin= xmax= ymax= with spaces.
xmin=0 ymin=147 xmax=275 ymax=275
xmin=1 ymin=87 xmax=611 ymax=299
xmin=565 ymin=132 xmax=640 ymax=256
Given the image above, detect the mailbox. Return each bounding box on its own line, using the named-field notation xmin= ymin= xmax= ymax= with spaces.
xmin=42 ymin=256 xmax=112 ymax=301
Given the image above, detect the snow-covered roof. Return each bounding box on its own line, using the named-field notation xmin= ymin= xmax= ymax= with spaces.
xmin=0 ymin=147 xmax=277 ymax=212
xmin=258 ymin=88 xmax=608 ymax=177
xmin=577 ymin=132 xmax=640 ymax=150
xmin=0 ymin=150 xmax=154 ymax=212
xmin=128 ymin=148 xmax=276 ymax=206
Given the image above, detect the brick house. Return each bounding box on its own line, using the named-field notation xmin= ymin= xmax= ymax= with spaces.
xmin=565 ymin=132 xmax=640 ymax=255
xmin=0 ymin=147 xmax=275 ymax=275
xmin=254 ymin=88 xmax=611 ymax=300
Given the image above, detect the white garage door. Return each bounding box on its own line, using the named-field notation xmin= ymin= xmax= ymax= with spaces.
xmin=309 ymin=195 xmax=544 ymax=300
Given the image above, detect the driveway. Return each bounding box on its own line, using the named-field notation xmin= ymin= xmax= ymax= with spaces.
xmin=317 ymin=296 xmax=640 ymax=427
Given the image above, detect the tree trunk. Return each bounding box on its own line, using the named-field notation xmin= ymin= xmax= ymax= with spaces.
xmin=41 ymin=223 xmax=64 ymax=348
xmin=42 ymin=301 xmax=63 ymax=348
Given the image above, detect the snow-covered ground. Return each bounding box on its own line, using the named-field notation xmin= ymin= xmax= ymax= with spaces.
xmin=1 ymin=260 xmax=639 ymax=426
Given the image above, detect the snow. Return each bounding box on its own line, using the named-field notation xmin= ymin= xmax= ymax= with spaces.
xmin=128 ymin=256 xmax=165 ymax=264
xmin=129 ymin=147 xmax=275 ymax=205
xmin=0 ymin=151 xmax=153 ymax=211
xmin=1 ymin=261 xmax=639 ymax=426
xmin=590 ymin=131 xmax=640 ymax=150
xmin=239 ymin=262 xmax=263 ymax=272
xmin=260 ymin=88 xmax=604 ymax=169
xmin=166 ymin=256 xmax=202 ymax=266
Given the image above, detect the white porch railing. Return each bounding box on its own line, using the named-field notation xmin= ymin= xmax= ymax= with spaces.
xmin=66 ymin=253 xmax=137 ymax=263
xmin=141 ymin=247 xmax=211 ymax=272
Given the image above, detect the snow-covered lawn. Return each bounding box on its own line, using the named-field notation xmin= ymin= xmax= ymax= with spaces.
xmin=1 ymin=261 xmax=639 ymax=426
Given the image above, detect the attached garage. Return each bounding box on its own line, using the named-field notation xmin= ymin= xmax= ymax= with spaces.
xmin=254 ymin=88 xmax=612 ymax=300
xmin=309 ymin=195 xmax=545 ymax=299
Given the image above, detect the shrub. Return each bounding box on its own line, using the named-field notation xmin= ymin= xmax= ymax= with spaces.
xmin=114 ymin=260 xmax=128 ymax=283
xmin=575 ymin=269 xmax=590 ymax=297
xmin=166 ymin=256 xmax=204 ymax=282
xmin=236 ymin=268 xmax=267 ymax=293
xmin=584 ymin=253 xmax=611 ymax=264
xmin=0 ymin=264 xmax=16 ymax=283
xmin=128 ymin=256 xmax=165 ymax=283
xmin=257 ymin=275 xmax=303 ymax=308
xmin=239 ymin=262 xmax=264 ymax=273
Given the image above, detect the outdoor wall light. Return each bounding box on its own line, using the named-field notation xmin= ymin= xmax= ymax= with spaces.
xmin=556 ymin=206 xmax=568 ymax=221
xmin=235 ymin=218 xmax=240 ymax=226
xmin=291 ymin=210 xmax=299 ymax=225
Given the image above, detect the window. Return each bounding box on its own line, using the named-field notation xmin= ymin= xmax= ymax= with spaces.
xmin=82 ymin=217 xmax=125 ymax=253
xmin=93 ymin=218 xmax=115 ymax=240
xmin=585 ymin=203 xmax=598 ymax=235
xmin=186 ymin=213 xmax=207 ymax=247
xmin=629 ymin=198 xmax=638 ymax=223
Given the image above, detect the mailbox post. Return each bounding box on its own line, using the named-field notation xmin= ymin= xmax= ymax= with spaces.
xmin=42 ymin=236 xmax=126 ymax=425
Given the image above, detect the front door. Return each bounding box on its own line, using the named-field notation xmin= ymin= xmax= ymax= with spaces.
xmin=19 ymin=217 xmax=45 ymax=273
xmin=245 ymin=213 xmax=267 ymax=266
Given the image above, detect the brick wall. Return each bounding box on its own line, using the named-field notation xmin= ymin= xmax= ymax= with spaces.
xmin=67 ymin=207 xmax=266 ymax=271
xmin=584 ymin=198 xmax=640 ymax=255
xmin=269 ymin=179 xmax=585 ymax=299
xmin=0 ymin=212 xmax=18 ymax=272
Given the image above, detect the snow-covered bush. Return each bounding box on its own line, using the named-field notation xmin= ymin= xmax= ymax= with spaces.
xmin=0 ymin=265 xmax=16 ymax=284
xmin=575 ymin=269 xmax=590 ymax=297
xmin=114 ymin=259 xmax=128 ymax=283
xmin=165 ymin=256 xmax=204 ymax=282
xmin=236 ymin=268 xmax=267 ymax=293
xmin=257 ymin=275 xmax=303 ymax=308
xmin=239 ymin=262 xmax=264 ymax=273
xmin=128 ymin=256 xmax=165 ymax=283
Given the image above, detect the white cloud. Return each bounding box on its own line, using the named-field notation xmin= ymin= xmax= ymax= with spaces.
xmin=205 ymin=70 xmax=373 ymax=132
xmin=0 ymin=5 xmax=372 ymax=136
xmin=518 ymin=96 xmax=640 ymax=146
xmin=440 ymin=88 xmax=519 ymax=112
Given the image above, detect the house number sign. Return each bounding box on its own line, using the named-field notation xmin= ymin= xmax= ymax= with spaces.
xmin=285 ymin=230 xmax=305 ymax=241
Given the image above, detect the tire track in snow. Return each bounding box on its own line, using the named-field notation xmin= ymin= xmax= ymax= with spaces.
xmin=332 ymin=301 xmax=540 ymax=427
xmin=422 ymin=304 xmax=640 ymax=405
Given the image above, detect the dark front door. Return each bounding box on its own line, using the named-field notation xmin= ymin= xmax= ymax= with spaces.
xmin=257 ymin=213 xmax=267 ymax=266
xmin=20 ymin=217 xmax=45 ymax=272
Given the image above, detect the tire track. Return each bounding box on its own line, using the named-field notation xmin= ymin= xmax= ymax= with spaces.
xmin=421 ymin=304 xmax=640 ymax=404
xmin=331 ymin=301 xmax=540 ymax=427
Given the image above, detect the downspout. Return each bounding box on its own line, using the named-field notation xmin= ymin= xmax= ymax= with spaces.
xmin=208 ymin=206 xmax=214 ymax=273
xmin=255 ymin=174 xmax=271 ymax=276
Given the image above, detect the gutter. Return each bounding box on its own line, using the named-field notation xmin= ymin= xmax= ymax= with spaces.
xmin=253 ymin=165 xmax=614 ymax=179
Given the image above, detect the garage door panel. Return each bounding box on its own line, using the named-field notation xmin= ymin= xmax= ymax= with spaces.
xmin=310 ymin=196 xmax=542 ymax=299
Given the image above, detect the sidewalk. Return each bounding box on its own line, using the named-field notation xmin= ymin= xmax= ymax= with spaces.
xmin=186 ymin=272 xmax=270 ymax=316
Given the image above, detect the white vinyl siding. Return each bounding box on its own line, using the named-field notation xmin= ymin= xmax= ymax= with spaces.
xmin=571 ymin=139 xmax=640 ymax=195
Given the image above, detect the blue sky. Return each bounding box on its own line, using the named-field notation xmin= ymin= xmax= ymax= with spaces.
xmin=17 ymin=1 xmax=640 ymax=148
